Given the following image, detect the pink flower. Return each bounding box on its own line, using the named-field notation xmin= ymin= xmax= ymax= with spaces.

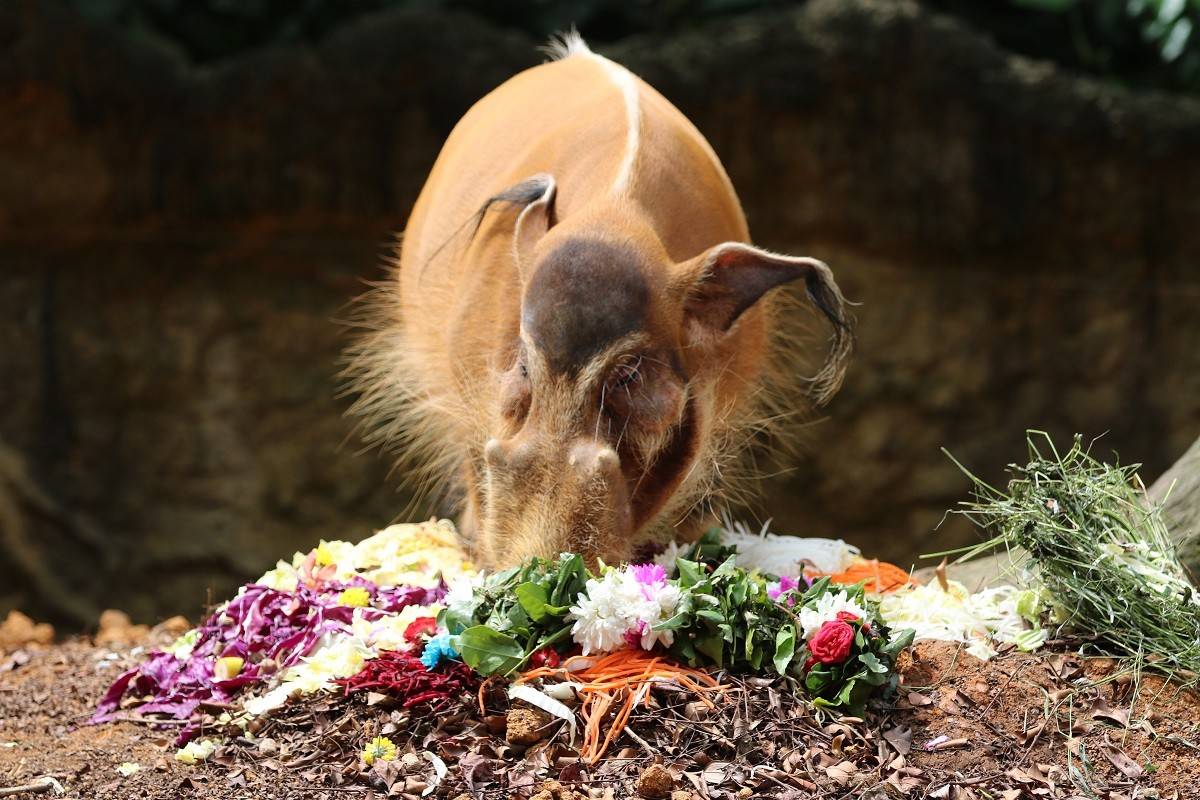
xmin=623 ymin=622 xmax=647 ymax=648
xmin=630 ymin=563 xmax=667 ymax=588
xmin=768 ymin=575 xmax=800 ymax=602
xmin=810 ymin=620 xmax=855 ymax=665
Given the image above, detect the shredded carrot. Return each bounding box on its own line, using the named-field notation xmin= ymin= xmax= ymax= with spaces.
xmin=518 ymin=648 xmax=724 ymax=763
xmin=827 ymin=558 xmax=915 ymax=593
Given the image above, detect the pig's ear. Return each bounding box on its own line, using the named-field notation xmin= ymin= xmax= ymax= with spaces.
xmin=675 ymin=242 xmax=854 ymax=404
xmin=509 ymin=174 xmax=556 ymax=280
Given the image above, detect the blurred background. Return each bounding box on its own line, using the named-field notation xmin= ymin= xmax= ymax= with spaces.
xmin=3 ymin=0 xmax=1198 ymax=627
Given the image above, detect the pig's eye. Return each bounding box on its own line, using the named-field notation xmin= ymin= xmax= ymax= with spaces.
xmin=501 ymin=359 xmax=532 ymax=423
xmin=608 ymin=357 xmax=642 ymax=391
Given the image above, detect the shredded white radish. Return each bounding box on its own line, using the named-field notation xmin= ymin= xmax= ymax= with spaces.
xmin=508 ymin=684 xmax=578 ymax=744
xmin=542 ymin=681 xmax=582 ymax=702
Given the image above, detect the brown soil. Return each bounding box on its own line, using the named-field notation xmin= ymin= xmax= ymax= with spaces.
xmin=2 ymin=635 xmax=1198 ymax=799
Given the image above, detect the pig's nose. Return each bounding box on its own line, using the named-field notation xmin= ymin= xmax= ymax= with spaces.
xmin=484 ymin=437 xmax=537 ymax=472
xmin=568 ymin=440 xmax=620 ymax=478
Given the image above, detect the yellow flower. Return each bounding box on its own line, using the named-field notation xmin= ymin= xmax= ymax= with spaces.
xmin=314 ymin=540 xmax=354 ymax=567
xmin=337 ymin=587 xmax=371 ymax=608
xmin=362 ymin=736 xmax=397 ymax=766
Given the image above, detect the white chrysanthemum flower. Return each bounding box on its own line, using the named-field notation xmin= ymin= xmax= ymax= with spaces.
xmin=442 ymin=572 xmax=484 ymax=620
xmin=797 ymin=590 xmax=869 ymax=640
xmin=568 ymin=572 xmax=633 ymax=654
xmin=635 ymin=582 xmax=682 ymax=650
xmin=652 ymin=542 xmax=686 ymax=575
xmin=568 ymin=568 xmax=686 ymax=654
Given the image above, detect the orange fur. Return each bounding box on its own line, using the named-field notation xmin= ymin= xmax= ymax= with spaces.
xmin=344 ymin=37 xmax=852 ymax=567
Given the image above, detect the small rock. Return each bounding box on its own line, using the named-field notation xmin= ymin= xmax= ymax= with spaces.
xmin=0 ymin=610 xmax=54 ymax=650
xmin=636 ymin=764 xmax=674 ymax=799
xmin=95 ymin=609 xmax=150 ymax=646
xmin=152 ymin=615 xmax=191 ymax=637
xmin=529 ymin=780 xmax=588 ymax=800
xmin=506 ymin=706 xmax=553 ymax=745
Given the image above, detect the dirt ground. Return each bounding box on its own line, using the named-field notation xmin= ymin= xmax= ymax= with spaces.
xmin=2 ymin=630 xmax=1198 ymax=799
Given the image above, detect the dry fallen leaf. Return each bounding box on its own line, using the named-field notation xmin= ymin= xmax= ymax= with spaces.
xmin=702 ymin=761 xmax=730 ymax=784
xmin=1089 ymin=697 xmax=1132 ymax=729
xmin=1102 ymin=744 xmax=1144 ymax=779
xmin=824 ymin=760 xmax=857 ymax=786
xmin=884 ymin=725 xmax=913 ymax=756
xmin=907 ymin=691 xmax=933 ymax=707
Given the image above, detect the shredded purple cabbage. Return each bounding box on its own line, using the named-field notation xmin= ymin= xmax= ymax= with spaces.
xmin=92 ymin=576 xmax=446 ymax=740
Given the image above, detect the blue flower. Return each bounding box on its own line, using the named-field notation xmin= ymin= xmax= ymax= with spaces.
xmin=420 ymin=633 xmax=459 ymax=670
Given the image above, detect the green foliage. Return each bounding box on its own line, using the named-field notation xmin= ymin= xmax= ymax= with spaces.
xmin=934 ymin=0 xmax=1200 ymax=92
xmin=440 ymin=553 xmax=587 ymax=676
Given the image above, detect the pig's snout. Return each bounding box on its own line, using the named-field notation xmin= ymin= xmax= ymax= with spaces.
xmin=567 ymin=440 xmax=620 ymax=479
xmin=485 ymin=437 xmax=620 ymax=482
xmin=479 ymin=435 xmax=633 ymax=566
xmin=484 ymin=437 xmax=537 ymax=472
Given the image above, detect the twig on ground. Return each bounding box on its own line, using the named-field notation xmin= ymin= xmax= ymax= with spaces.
xmin=0 ymin=776 xmax=65 ymax=797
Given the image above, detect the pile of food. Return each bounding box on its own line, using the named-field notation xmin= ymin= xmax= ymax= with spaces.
xmin=74 ymin=432 xmax=1199 ymax=798
xmin=92 ymin=522 xmax=927 ymax=765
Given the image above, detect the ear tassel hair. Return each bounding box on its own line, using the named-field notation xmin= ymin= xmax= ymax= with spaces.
xmin=800 ymin=259 xmax=855 ymax=407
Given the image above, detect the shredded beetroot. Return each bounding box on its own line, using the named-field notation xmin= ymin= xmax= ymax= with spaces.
xmin=336 ymin=651 xmax=479 ymax=709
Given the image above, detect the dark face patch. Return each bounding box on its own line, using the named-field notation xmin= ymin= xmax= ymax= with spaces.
xmin=522 ymin=239 xmax=650 ymax=375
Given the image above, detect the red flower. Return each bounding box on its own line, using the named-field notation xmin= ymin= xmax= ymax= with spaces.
xmin=403 ymin=616 xmax=439 ymax=643
xmin=809 ymin=620 xmax=855 ymax=665
xmin=529 ymin=647 xmax=561 ymax=668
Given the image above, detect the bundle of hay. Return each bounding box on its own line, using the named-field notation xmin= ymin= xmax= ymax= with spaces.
xmin=947 ymin=431 xmax=1200 ymax=676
